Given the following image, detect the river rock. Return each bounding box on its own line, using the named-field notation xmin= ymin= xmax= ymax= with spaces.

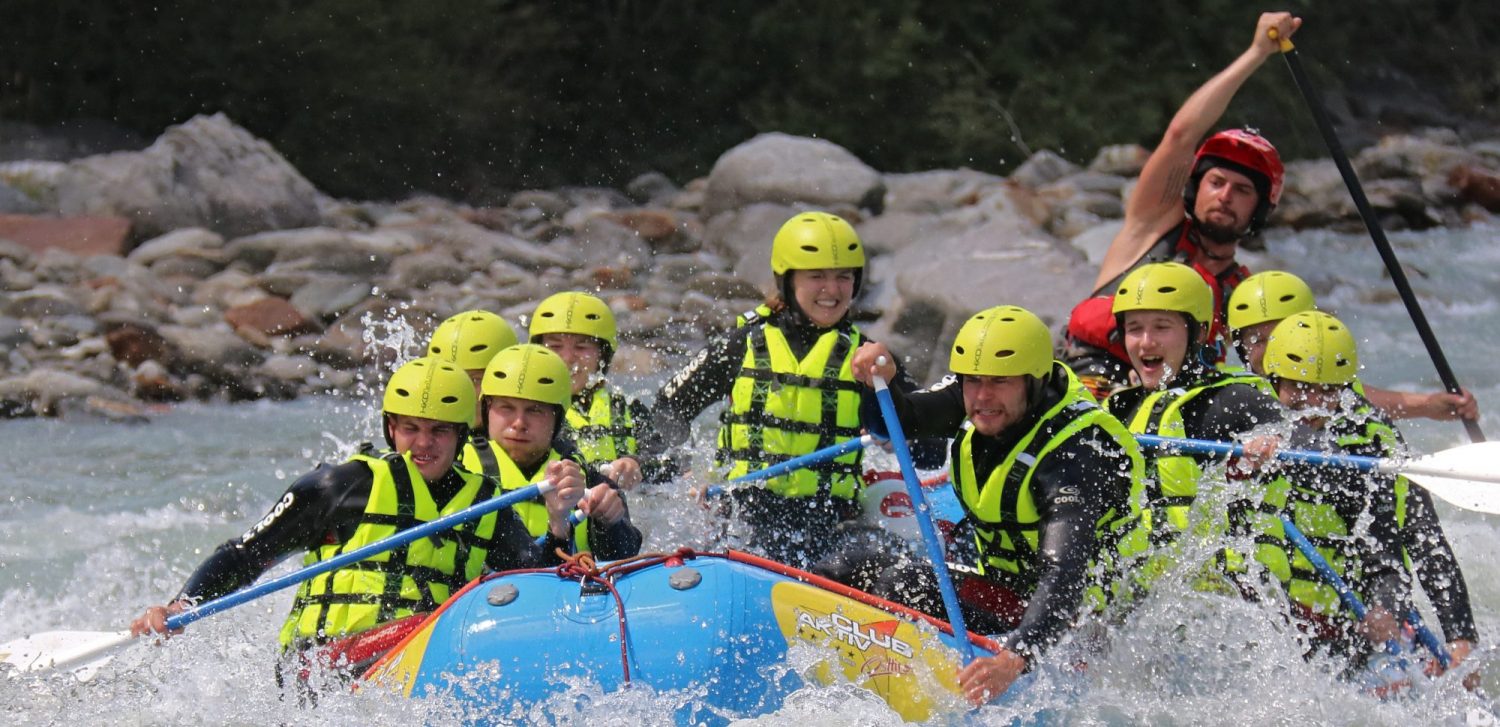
xmin=886 ymin=213 xmax=1091 ymax=379
xmin=881 ymin=169 xmax=1005 ymax=214
xmin=54 ymin=113 xmax=323 ymax=241
xmin=127 ymin=227 xmax=225 ymax=266
xmin=0 ymin=367 xmax=131 ymax=418
xmin=412 ymin=221 xmax=572 ymax=272
xmin=703 ymin=133 xmax=885 ymax=217
xmin=703 ymin=202 xmax=797 ymax=294
xmin=104 ymin=320 xmax=178 ymax=366
xmin=1009 ymin=150 xmax=1081 ymax=189
xmin=0 ymin=181 xmax=43 ymax=214
xmin=0 ymin=214 xmax=132 ymax=257
xmin=0 ymin=259 xmax=37 ymax=291
xmin=224 ymin=296 xmax=320 ymax=337
xmin=160 ymin=323 xmax=266 ymax=370
xmin=624 ymin=172 xmax=679 ymax=205
xmin=1087 ymin=144 xmax=1150 ymax=177
xmin=5 ymin=287 xmax=85 ymax=319
xmin=289 ymin=276 xmax=372 ymax=321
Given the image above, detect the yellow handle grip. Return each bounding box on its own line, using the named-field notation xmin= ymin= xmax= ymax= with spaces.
xmin=1268 ymin=27 xmax=1295 ymax=53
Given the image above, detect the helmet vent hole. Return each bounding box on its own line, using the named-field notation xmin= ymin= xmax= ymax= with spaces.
xmin=538 ymin=377 xmax=556 ymax=385
xmin=1000 ymin=316 xmax=1016 ymax=322
xmin=395 ymin=387 xmax=411 ymax=397
xmin=1159 ymin=285 xmax=1178 ymax=294
xmin=799 ymin=244 xmax=820 ymax=253
xmin=1287 ymin=354 xmax=1305 ymax=364
xmin=585 ymin=313 xmax=600 ymax=320
xmin=440 ymin=395 xmax=460 ymax=404
xmin=954 ymin=345 xmax=967 ymax=355
xmin=468 ymin=345 xmax=487 ymax=353
xmin=995 ymin=349 xmax=1017 ymax=359
xmin=493 ymin=371 xmax=509 ymax=380
xmin=540 ymin=312 xmax=556 ymax=319
xmin=1277 ymin=294 xmax=1296 ymax=303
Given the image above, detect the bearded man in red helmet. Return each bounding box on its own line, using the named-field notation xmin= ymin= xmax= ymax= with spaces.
xmin=1065 ymin=11 xmax=1302 ymax=398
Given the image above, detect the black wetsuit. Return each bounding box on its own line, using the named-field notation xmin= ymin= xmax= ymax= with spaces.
xmin=173 ymin=451 xmax=635 ymax=606
xmin=646 ymin=305 xmax=940 ymax=567
xmin=1103 ymin=362 xmax=1285 ymax=444
xmin=1325 ymin=411 xmax=1475 ymax=645
xmin=823 ymin=368 xmax=1134 ymax=666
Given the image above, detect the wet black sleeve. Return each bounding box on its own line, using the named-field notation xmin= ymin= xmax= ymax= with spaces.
xmin=644 ymin=333 xmax=745 ymax=450
xmin=860 ymin=374 xmax=967 ymax=440
xmin=175 ymin=461 xmax=375 ymax=604
xmin=1403 ymin=486 xmax=1478 ymax=642
xmin=999 ymin=426 xmax=1131 ymax=663
xmin=627 ymin=398 xmax=679 ymax=483
xmin=1187 ymin=383 xmax=1285 ymax=441
xmin=878 ymin=352 xmax=950 ymax=469
xmin=483 ymin=507 xmax=570 ymax=571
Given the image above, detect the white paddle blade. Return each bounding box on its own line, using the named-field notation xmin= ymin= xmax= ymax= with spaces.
xmin=1396 ymin=442 xmax=1500 ymax=515
xmin=1 ymin=630 xmax=133 ymax=681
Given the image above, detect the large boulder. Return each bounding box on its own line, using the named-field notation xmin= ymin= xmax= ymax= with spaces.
xmin=54 ymin=113 xmax=323 ymax=242
xmin=702 ymin=133 xmax=884 ymax=216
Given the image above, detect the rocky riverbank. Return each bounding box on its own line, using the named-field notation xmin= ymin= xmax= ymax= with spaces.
xmin=0 ymin=114 xmax=1497 ymax=421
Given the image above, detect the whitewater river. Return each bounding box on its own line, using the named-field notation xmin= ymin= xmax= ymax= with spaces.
xmin=3 ymin=225 xmax=1498 ymax=725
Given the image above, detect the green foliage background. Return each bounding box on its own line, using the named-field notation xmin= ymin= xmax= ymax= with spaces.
xmin=3 ymin=1 xmax=1495 ymax=200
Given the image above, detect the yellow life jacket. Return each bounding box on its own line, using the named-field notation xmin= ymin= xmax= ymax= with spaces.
xmin=461 ymin=439 xmax=590 ymax=552
xmin=278 ymin=451 xmax=498 ymax=647
xmin=717 ymin=322 xmax=864 ymax=499
xmin=953 ymin=365 xmax=1146 ymax=607
xmin=565 ymin=386 xmax=638 ymax=464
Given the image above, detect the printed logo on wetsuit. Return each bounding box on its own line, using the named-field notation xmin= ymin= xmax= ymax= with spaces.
xmin=242 ymin=492 xmax=295 ymax=544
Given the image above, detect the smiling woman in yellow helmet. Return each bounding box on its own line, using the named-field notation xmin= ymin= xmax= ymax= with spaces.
xmin=130 ymin=357 xmax=582 ymax=682
xmin=1226 ymin=270 xmax=1479 ymax=422
xmin=844 ymin=306 xmax=1144 ymax=706
xmin=1103 ymin=262 xmax=1289 ymax=596
xmin=1263 ymin=311 xmax=1474 ymax=673
xmin=646 ymin=210 xmax=932 ymax=569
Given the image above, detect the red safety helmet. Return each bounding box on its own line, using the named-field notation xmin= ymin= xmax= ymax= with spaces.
xmin=1183 ymin=128 xmax=1284 ymax=237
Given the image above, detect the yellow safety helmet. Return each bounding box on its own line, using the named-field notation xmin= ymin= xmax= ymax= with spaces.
xmin=480 ymin=343 xmax=572 ymax=407
xmin=528 ymin=292 xmax=618 ymax=350
xmin=1227 ymin=271 xmax=1316 ymax=331
xmin=1111 ymin=262 xmax=1213 ymax=326
xmin=1263 ymin=311 xmax=1359 ymax=386
xmin=770 ymin=211 xmax=866 ymax=277
xmin=427 ymin=310 xmax=518 ymax=371
xmin=382 ymin=357 xmax=476 ymax=424
xmin=950 ymin=306 xmax=1054 ymax=379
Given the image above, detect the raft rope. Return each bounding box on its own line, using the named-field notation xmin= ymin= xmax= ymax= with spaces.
xmin=547 ymin=547 xmax=703 ymax=686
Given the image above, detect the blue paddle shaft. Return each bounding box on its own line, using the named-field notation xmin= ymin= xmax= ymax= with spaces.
xmin=703 ymin=435 xmax=873 ymax=498
xmin=166 ymin=482 xmax=550 ymax=631
xmin=1283 ymin=514 xmax=1450 ymax=666
xmin=1136 ymin=434 xmax=1388 ymax=471
xmin=873 ymin=376 xmax=975 ymax=664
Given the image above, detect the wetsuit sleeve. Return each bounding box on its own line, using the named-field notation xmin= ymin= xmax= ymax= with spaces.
xmin=643 ymin=332 xmax=745 ymax=450
xmin=997 ymin=426 xmax=1130 ymax=663
xmin=628 ymin=397 xmax=679 ymax=483
xmin=1402 ymin=486 xmax=1478 ymax=642
xmin=860 ymin=374 xmax=967 ymax=440
xmin=174 ymin=461 xmax=375 ymax=604
xmin=1189 ymin=383 xmax=1285 ymax=442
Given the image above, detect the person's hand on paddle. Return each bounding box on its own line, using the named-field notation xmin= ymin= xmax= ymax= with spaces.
xmin=544 ymin=459 xmax=586 ymax=538
xmin=1232 ymin=434 xmax=1280 ymax=475
xmin=1358 ymin=605 xmax=1400 ymax=644
xmin=606 ymin=456 xmax=643 ymax=491
xmin=580 ymin=483 xmax=626 ymax=526
xmin=129 ymin=600 xmax=190 ymax=639
xmin=1415 ymin=388 xmax=1479 ymax=422
xmin=1252 ymin=11 xmax=1301 ymax=59
xmin=957 ymin=649 xmax=1027 ymax=706
xmin=1425 ymin=638 xmax=1474 ymax=678
xmin=850 ymin=342 xmax=897 ymax=387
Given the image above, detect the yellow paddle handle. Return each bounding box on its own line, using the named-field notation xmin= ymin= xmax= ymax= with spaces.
xmin=1268 ymin=27 xmax=1295 ymax=53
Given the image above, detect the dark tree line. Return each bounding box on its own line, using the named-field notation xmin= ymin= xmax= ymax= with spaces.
xmin=3 ymin=1 xmax=1495 ymax=201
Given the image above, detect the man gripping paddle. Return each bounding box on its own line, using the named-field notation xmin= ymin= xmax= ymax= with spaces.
xmin=130 ymin=357 xmax=585 ymax=681
xmin=1065 ymin=11 xmax=1301 ymax=398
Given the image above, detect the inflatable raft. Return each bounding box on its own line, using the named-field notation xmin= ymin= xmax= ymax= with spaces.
xmin=363 ymin=549 xmax=997 ymax=724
